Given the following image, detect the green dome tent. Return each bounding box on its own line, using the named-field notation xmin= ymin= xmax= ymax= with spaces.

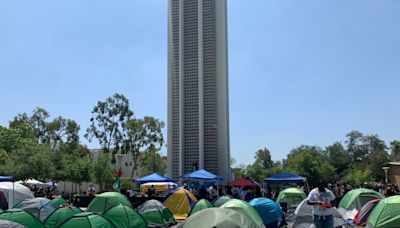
xmin=51 ymin=198 xmax=68 ymax=207
xmin=188 ymin=199 xmax=213 ymax=216
xmin=86 ymin=192 xmax=132 ymax=214
xmin=339 ymin=188 xmax=383 ymax=211
xmin=59 ymin=212 xmax=115 ymax=228
xmin=275 ymin=187 xmax=306 ymax=207
xmin=220 ymin=199 xmax=263 ymax=226
xmin=180 ymin=208 xmax=259 ymax=228
xmin=13 ymin=197 xmax=58 ymax=222
xmin=137 ymin=199 xmax=176 ymax=227
xmin=212 ymin=195 xmax=232 ymax=207
xmin=43 ymin=206 xmax=82 ymax=228
xmin=366 ymin=196 xmax=400 ymax=228
xmin=0 ymin=209 xmax=44 ymax=228
xmin=0 ymin=209 xmax=3 ymax=214
xmin=103 ymin=204 xmax=148 ymax=228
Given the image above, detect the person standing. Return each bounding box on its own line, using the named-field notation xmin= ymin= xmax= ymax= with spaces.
xmin=307 ymin=182 xmax=336 ymax=228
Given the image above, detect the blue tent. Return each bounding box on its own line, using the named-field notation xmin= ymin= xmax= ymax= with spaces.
xmin=134 ymin=173 xmax=175 ymax=183
xmin=0 ymin=176 xmax=14 ymax=182
xmin=249 ymin=198 xmax=283 ymax=226
xmin=264 ymin=173 xmax=306 ymax=184
xmin=183 ymin=169 xmax=223 ymax=180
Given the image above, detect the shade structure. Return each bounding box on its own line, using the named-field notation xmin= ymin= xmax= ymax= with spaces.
xmin=45 ymin=182 xmax=58 ymax=187
xmin=264 ymin=172 xmax=306 ymax=183
xmin=275 ymin=187 xmax=306 ymax=207
xmin=249 ymin=198 xmax=283 ymax=226
xmin=43 ymin=206 xmax=82 ymax=228
xmin=339 ymin=188 xmax=383 ymax=211
xmin=220 ymin=199 xmax=264 ymax=226
xmin=182 ymin=169 xmax=222 ymax=180
xmin=134 ymin=173 xmax=175 ymax=183
xmin=0 ymin=219 xmax=27 ymax=228
xmin=103 ymin=204 xmax=148 ymax=228
xmin=59 ymin=212 xmax=115 ymax=228
xmin=14 ymin=197 xmax=58 ymax=222
xmin=188 ymin=199 xmax=213 ymax=217
xmin=16 ymin=179 xmax=45 ymax=186
xmin=180 ymin=207 xmax=259 ymax=228
xmin=0 ymin=176 xmax=14 ymax=182
xmin=227 ymin=177 xmax=260 ymax=188
xmin=163 ymin=187 xmax=197 ymax=220
xmin=367 ymin=196 xmax=400 ymax=228
xmin=0 ymin=209 xmax=44 ymax=228
xmin=86 ymin=191 xmax=132 ymax=214
xmin=212 ymin=195 xmax=232 ymax=207
xmin=51 ymin=197 xmax=68 ymax=207
xmin=140 ymin=182 xmax=177 ymax=195
xmin=0 ymin=182 xmax=33 ymax=208
xmin=137 ymin=199 xmax=176 ymax=227
xmin=353 ymin=198 xmax=382 ymax=226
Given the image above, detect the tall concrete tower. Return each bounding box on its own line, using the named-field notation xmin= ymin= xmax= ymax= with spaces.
xmin=167 ymin=0 xmax=230 ymax=181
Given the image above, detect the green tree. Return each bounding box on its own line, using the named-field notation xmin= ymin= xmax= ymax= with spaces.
xmin=346 ymin=131 xmax=367 ymax=163
xmin=141 ymin=149 xmax=167 ymax=176
xmin=325 ymin=142 xmax=351 ymax=178
xmin=0 ymin=149 xmax=13 ymax=176
xmin=345 ymin=168 xmax=373 ymax=187
xmin=91 ymin=153 xmax=114 ymax=192
xmin=246 ymin=148 xmax=273 ymax=182
xmin=363 ymin=135 xmax=389 ymax=181
xmin=390 ymin=140 xmax=400 ymax=161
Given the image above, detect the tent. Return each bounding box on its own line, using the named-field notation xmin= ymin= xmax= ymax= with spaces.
xmin=16 ymin=179 xmax=45 ymax=186
xmin=0 ymin=176 xmax=13 ymax=182
xmin=275 ymin=187 xmax=306 ymax=207
xmin=14 ymin=197 xmax=58 ymax=221
xmin=51 ymin=197 xmax=68 ymax=207
xmin=163 ymin=187 xmax=197 ymax=220
xmin=0 ymin=182 xmax=33 ymax=208
xmin=220 ymin=199 xmax=264 ymax=226
xmin=134 ymin=173 xmax=175 ymax=183
xmin=43 ymin=206 xmax=82 ymax=228
xmin=182 ymin=169 xmax=222 ymax=180
xmin=264 ymin=173 xmax=306 ymax=184
xmin=227 ymin=177 xmax=260 ymax=188
xmin=292 ymin=199 xmax=345 ymax=228
xmin=86 ymin=191 xmax=132 ymax=214
xmin=188 ymin=199 xmax=213 ymax=216
xmin=212 ymin=195 xmax=232 ymax=207
xmin=353 ymin=198 xmax=382 ymax=226
xmin=103 ymin=204 xmax=148 ymax=228
xmin=339 ymin=188 xmax=383 ymax=211
xmin=366 ymin=196 xmax=400 ymax=228
xmin=0 ymin=219 xmax=27 ymax=228
xmin=249 ymin=197 xmax=283 ymax=226
xmin=137 ymin=199 xmax=176 ymax=227
xmin=140 ymin=182 xmax=177 ymax=195
xmin=179 ymin=207 xmax=260 ymax=228
xmin=58 ymin=212 xmax=115 ymax=228
xmin=0 ymin=209 xmax=44 ymax=228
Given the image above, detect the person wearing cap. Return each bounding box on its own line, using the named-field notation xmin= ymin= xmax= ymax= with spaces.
xmin=307 ymin=182 xmax=336 ymax=228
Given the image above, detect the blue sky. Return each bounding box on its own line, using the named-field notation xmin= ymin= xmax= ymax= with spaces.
xmin=1 ymin=0 xmax=399 ymax=166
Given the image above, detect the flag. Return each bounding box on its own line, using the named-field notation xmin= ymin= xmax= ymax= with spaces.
xmin=113 ymin=176 xmax=120 ymax=192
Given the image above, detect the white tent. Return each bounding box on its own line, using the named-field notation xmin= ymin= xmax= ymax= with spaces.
xmin=16 ymin=179 xmax=45 ymax=186
xmin=0 ymin=182 xmax=33 ymax=208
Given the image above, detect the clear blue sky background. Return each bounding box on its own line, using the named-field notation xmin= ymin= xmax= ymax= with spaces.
xmin=1 ymin=0 xmax=399 ymax=166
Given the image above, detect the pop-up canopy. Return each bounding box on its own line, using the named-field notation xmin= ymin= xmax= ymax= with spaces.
xmin=134 ymin=173 xmax=175 ymax=183
xmin=227 ymin=177 xmax=260 ymax=188
xmin=183 ymin=169 xmax=222 ymax=181
xmin=264 ymin=173 xmax=306 ymax=184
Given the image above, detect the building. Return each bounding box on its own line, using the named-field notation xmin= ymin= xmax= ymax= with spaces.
xmin=383 ymin=162 xmax=400 ymax=186
xmin=167 ymin=0 xmax=230 ymax=181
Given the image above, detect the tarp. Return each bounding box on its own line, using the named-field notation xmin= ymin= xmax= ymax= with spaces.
xmin=14 ymin=197 xmax=58 ymax=222
xmin=275 ymin=187 xmax=306 ymax=206
xmin=220 ymin=199 xmax=264 ymax=226
xmin=137 ymin=199 xmax=176 ymax=227
xmin=292 ymin=199 xmax=345 ymax=228
xmin=227 ymin=178 xmax=260 ymax=188
xmin=0 ymin=182 xmax=33 ymax=208
xmin=182 ymin=169 xmax=222 ymax=180
xmin=264 ymin=172 xmax=306 ymax=183
xmin=103 ymin=204 xmax=148 ymax=228
xmin=188 ymin=199 xmax=213 ymax=216
xmin=354 ymin=198 xmax=382 ymax=226
xmin=0 ymin=176 xmax=14 ymax=182
xmin=249 ymin=197 xmax=282 ymax=225
xmin=212 ymin=195 xmax=232 ymax=207
xmin=134 ymin=173 xmax=175 ymax=183
xmin=367 ymin=196 xmax=400 ymax=228
xmin=43 ymin=206 xmax=82 ymax=228
xmin=0 ymin=209 xmax=44 ymax=228
xmin=51 ymin=197 xmax=68 ymax=207
xmin=58 ymin=212 xmax=115 ymax=228
xmin=339 ymin=188 xmax=383 ymax=211
xmin=179 ymin=207 xmax=260 ymax=228
xmin=163 ymin=187 xmax=197 ymax=220
xmin=0 ymin=219 xmax=27 ymax=228
xmin=86 ymin=191 xmax=132 ymax=214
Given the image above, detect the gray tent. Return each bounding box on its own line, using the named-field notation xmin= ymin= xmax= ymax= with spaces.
xmin=13 ymin=197 xmax=58 ymax=221
xmin=290 ymin=199 xmax=345 ymax=228
xmin=0 ymin=219 xmax=27 ymax=228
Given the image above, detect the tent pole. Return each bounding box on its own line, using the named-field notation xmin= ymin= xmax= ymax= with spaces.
xmin=13 ymin=179 xmax=15 ymax=207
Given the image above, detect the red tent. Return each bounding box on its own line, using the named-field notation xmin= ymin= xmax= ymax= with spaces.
xmin=227 ymin=178 xmax=261 ymax=188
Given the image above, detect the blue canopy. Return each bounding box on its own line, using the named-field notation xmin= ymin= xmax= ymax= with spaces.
xmin=183 ymin=169 xmax=223 ymax=180
xmin=264 ymin=172 xmax=306 ymax=183
xmin=134 ymin=173 xmax=174 ymax=182
xmin=0 ymin=176 xmax=14 ymax=182
xmin=250 ymin=198 xmax=283 ymax=225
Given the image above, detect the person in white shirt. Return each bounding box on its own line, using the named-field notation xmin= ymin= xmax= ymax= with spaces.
xmin=307 ymin=182 xmax=336 ymax=228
